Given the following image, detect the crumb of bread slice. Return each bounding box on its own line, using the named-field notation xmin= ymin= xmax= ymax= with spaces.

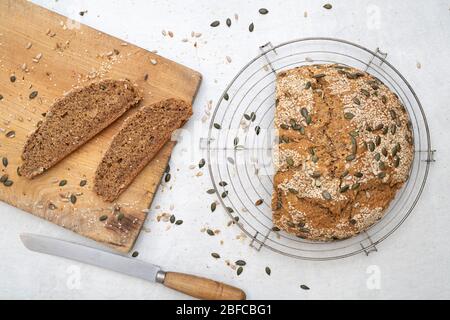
xmin=19 ymin=79 xmax=142 ymax=178
xmin=94 ymin=98 xmax=192 ymax=202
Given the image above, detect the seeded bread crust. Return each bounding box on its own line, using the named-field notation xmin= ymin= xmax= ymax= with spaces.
xmin=94 ymin=98 xmax=192 ymax=202
xmin=19 ymin=79 xmax=142 ymax=178
xmin=272 ymin=64 xmax=414 ymax=241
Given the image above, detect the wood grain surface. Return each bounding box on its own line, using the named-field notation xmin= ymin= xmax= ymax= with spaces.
xmin=0 ymin=0 xmax=201 ymax=252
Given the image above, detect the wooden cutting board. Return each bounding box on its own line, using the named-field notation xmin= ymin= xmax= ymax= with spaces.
xmin=0 ymin=0 xmax=201 ymax=252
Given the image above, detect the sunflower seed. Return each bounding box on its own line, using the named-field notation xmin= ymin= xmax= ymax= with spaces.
xmin=237 ymin=266 xmax=243 ymax=276
xmin=301 ymin=108 xmax=309 ymax=118
xmin=368 ymin=141 xmax=375 ymax=152
xmin=59 ymin=180 xmax=67 ymax=186
xmin=219 ymin=181 xmax=227 ymax=187
xmin=117 ymin=213 xmax=124 ymax=221
xmin=70 ymin=194 xmax=77 ymax=204
xmin=311 ymin=171 xmax=321 ymax=179
xmin=164 ymin=173 xmax=171 ymax=182
xmin=235 ymin=260 xmax=246 ymax=266
xmin=2 ymin=157 xmax=7 ymax=167
xmin=48 ymin=203 xmax=57 ymax=210
xmin=221 ymin=191 xmax=228 ymax=198
xmin=29 ymin=91 xmax=38 ymax=99
xmin=199 ymin=158 xmax=206 ymax=168
xmin=0 ymin=174 xmax=8 ymax=183
xmin=280 ymin=124 xmax=289 ymax=130
xmin=360 ymin=89 xmax=370 ymax=97
xmin=392 ymin=143 xmax=400 ymax=156
xmin=207 ymin=189 xmax=215 ymax=194
xmin=211 ymin=253 xmax=220 ymax=259
xmin=5 ymin=131 xmax=15 ymax=138
xmin=226 ymin=18 xmax=231 ymax=27
xmin=354 ymin=172 xmax=363 ymax=178
xmin=227 ymin=207 xmax=234 ymax=213
xmin=10 ymin=75 xmax=16 ymax=83
xmin=379 ymin=161 xmax=386 ymax=170
xmin=351 ymin=183 xmax=360 ymax=190
xmin=249 ymin=23 xmax=254 ymax=32
xmin=390 ymin=109 xmax=397 ymax=120
xmin=382 ymin=147 xmax=388 ymax=157
xmin=375 ymin=136 xmax=381 ymax=146
xmin=340 ymin=170 xmax=349 ymax=178
xmin=382 ymin=126 xmax=389 ymax=135
xmin=305 ymin=115 xmax=312 ymax=125
xmin=211 ymin=202 xmax=217 ymax=212
xmin=344 ymin=112 xmax=355 ymax=120
xmin=207 ymin=229 xmax=214 ymax=236
xmin=311 ymin=155 xmax=319 ymax=163
xmin=224 ymin=92 xmax=229 ymax=100
xmin=340 ymin=185 xmax=349 ymax=193
xmin=352 ymin=97 xmax=361 ymax=105
xmin=175 ymin=220 xmax=183 ymax=225
xmin=210 ymin=20 xmax=220 ymax=27
xmin=79 ymin=180 xmax=87 ymax=187
xmin=390 ymin=124 xmax=397 ymax=135
xmin=381 ymin=95 xmax=387 ymax=104
xmin=259 ymin=8 xmax=269 ymax=15
xmin=265 ymin=266 xmax=271 ymax=275
xmin=322 ymin=190 xmax=332 ymax=200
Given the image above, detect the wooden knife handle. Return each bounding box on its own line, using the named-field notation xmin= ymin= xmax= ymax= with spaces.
xmin=163 ymin=272 xmax=246 ymax=300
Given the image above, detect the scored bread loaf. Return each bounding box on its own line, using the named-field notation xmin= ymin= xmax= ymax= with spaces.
xmin=94 ymin=98 xmax=192 ymax=202
xmin=19 ymin=79 xmax=141 ymax=178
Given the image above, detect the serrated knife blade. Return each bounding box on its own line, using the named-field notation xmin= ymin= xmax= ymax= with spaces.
xmin=20 ymin=233 xmax=165 ymax=283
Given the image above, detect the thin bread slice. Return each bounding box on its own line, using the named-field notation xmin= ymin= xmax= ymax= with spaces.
xmin=94 ymin=98 xmax=192 ymax=202
xmin=19 ymin=79 xmax=141 ymax=178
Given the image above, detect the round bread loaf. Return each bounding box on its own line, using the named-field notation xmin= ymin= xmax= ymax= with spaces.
xmin=272 ymin=64 xmax=414 ymax=241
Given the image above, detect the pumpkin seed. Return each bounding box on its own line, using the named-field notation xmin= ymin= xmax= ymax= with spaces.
xmin=59 ymin=179 xmax=67 ymax=187
xmin=352 ymin=97 xmax=361 ymax=105
xmin=199 ymin=158 xmax=206 ymax=168
xmin=235 ymin=260 xmax=246 ymax=266
xmin=99 ymin=215 xmax=108 ymax=221
xmin=70 ymin=194 xmax=77 ymax=204
xmin=259 ymin=8 xmax=269 ymax=14
xmin=79 ymin=180 xmax=87 ymax=187
xmin=164 ymin=173 xmax=171 ymax=183
xmin=286 ymin=157 xmax=294 ymax=166
xmin=4 ymin=180 xmax=13 ymax=187
xmin=346 ymin=154 xmax=355 ymax=161
xmin=322 ymin=190 xmax=332 ymax=200
xmin=175 ymin=220 xmax=183 ymax=225
xmin=340 ymin=185 xmax=349 ymax=193
xmin=374 ymin=153 xmax=381 ymax=161
xmin=5 ymin=130 xmax=15 ymax=138
xmin=313 ymin=73 xmax=325 ymax=79
xmin=288 ymin=188 xmax=298 ymax=194
xmin=379 ymin=161 xmax=386 ymax=170
xmin=351 ymin=183 xmax=360 ymax=190
xmin=210 ymin=20 xmax=220 ymax=27
xmin=29 ymin=91 xmax=38 ymax=99
xmin=211 ymin=252 xmax=220 ymax=259
xmin=368 ymin=141 xmax=375 ymax=152
xmin=375 ymin=136 xmax=381 ymax=146
xmin=344 ymin=112 xmax=355 ymax=120
xmin=131 ymin=251 xmax=139 ymax=258
xmin=214 ymin=123 xmax=221 ymax=129
xmin=394 ymin=156 xmax=400 ymax=168
xmin=2 ymin=157 xmax=7 ymax=167
xmin=207 ymin=229 xmax=215 ymax=236
xmin=249 ymin=22 xmax=254 ymax=32
xmin=226 ymin=18 xmax=231 ymax=27
xmin=305 ymin=81 xmax=312 ymax=89
xmin=211 ymin=202 xmax=217 ymax=212
xmin=219 ymin=181 xmax=227 ymax=187
xmin=255 ymin=199 xmax=263 ymax=206
xmin=265 ymin=266 xmax=271 ymax=275
xmin=237 ymin=266 xmax=243 ymax=276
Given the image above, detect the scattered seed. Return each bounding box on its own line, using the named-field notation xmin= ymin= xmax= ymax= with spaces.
xmin=99 ymin=215 xmax=108 ymax=221
xmin=322 ymin=190 xmax=332 ymax=200
xmin=378 ymin=172 xmax=386 ymax=179
xmin=237 ymin=266 xmax=243 ymax=276
xmin=255 ymin=199 xmax=263 ymax=206
xmin=341 ymin=170 xmax=349 ymax=178
xmin=255 ymin=126 xmax=261 ymax=135
xmin=360 ymin=89 xmax=370 ymax=97
xmin=286 ymin=157 xmax=294 ymax=166
xmin=300 ymin=284 xmax=310 ymax=290
xmin=305 ymin=81 xmax=312 ymax=89
xmin=305 ymin=115 xmax=312 ymax=125
xmin=131 ymin=251 xmax=139 ymax=258
xmin=392 ymin=143 xmax=400 ymax=156
xmin=223 ymin=92 xmax=229 ymax=101
xmin=288 ymin=188 xmax=299 ymax=194
xmin=235 ymin=260 xmax=246 ymax=266
xmin=0 ymin=174 xmax=8 ymax=183
xmin=5 ymin=131 xmax=15 ymax=138
xmin=4 ymin=180 xmax=13 ymax=187
xmin=368 ymin=141 xmax=375 ymax=152
xmin=226 ymin=18 xmax=231 ymax=27
xmin=59 ymin=179 xmax=67 ymax=187
xmin=351 ymin=183 xmax=360 ymax=190
xmin=354 ymin=172 xmax=363 ymax=178
xmin=207 ymin=189 xmax=215 ymax=194
xmin=394 ymin=156 xmax=400 ymax=167
xmin=226 ymin=207 xmax=234 ymax=213
xmin=390 ymin=124 xmax=397 ymax=135
xmin=381 ymin=147 xmax=388 ymax=157
xmin=379 ymin=161 xmax=386 ymax=170
xmin=344 ymin=112 xmax=355 ymax=120
xmin=340 ymin=185 xmax=349 ymax=193
xmin=265 ymin=266 xmax=271 ymax=275
xmin=175 ymin=220 xmax=183 ymax=225
xmin=346 ymin=154 xmax=355 ymax=161
xmin=374 ymin=153 xmax=381 ymax=161
xmin=259 ymin=8 xmax=269 ymax=15
xmin=249 ymin=23 xmax=254 ymax=32
xmin=211 ymin=253 xmax=220 ymax=259
xmin=214 ymin=123 xmax=221 ymax=129
xmin=199 ymin=158 xmax=206 ymax=168
xmin=381 ymin=95 xmax=387 ymax=104
xmin=211 ymin=202 xmax=217 ymax=212
xmin=170 ymin=215 xmax=175 ymax=224
xmin=117 ymin=213 xmax=124 ymax=221
xmin=210 ymin=20 xmax=220 ymax=27
xmin=0 ymin=94 xmax=3 ymax=100
xmin=207 ymin=229 xmax=215 ymax=236
xmin=221 ymin=191 xmax=228 ymax=198
xmin=301 ymin=108 xmax=309 ymax=118
xmin=2 ymin=157 xmax=7 ymax=167
xmin=10 ymin=75 xmax=16 ymax=83
xmin=250 ymin=112 xmax=256 ymax=122
xmin=219 ymin=181 xmax=228 ymax=187
xmin=29 ymin=91 xmax=38 ymax=99
xmin=164 ymin=173 xmax=171 ymax=183
xmin=70 ymin=194 xmax=77 ymax=204
xmin=375 ymin=136 xmax=381 ymax=146
xmin=312 ymin=73 xmax=326 ymax=79
xmin=79 ymin=180 xmax=87 ymax=187
xmin=352 ymin=97 xmax=361 ymax=105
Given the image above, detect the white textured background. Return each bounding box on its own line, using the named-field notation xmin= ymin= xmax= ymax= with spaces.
xmin=1 ymin=0 xmax=449 ymax=299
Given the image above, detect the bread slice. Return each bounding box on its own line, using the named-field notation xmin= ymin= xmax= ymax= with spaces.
xmin=94 ymin=98 xmax=192 ymax=202
xmin=19 ymin=79 xmax=141 ymax=178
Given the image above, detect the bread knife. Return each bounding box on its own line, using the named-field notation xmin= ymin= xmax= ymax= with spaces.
xmin=20 ymin=233 xmax=246 ymax=300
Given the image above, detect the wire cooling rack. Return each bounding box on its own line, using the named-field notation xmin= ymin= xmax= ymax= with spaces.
xmin=206 ymin=38 xmax=434 ymax=260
